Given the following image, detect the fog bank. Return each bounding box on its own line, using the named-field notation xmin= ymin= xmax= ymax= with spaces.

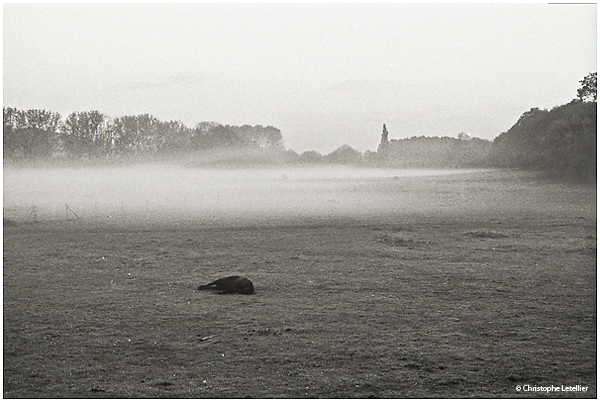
xmin=4 ymin=165 xmax=485 ymax=223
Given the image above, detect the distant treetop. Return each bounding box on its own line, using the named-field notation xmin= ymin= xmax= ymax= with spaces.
xmin=577 ymin=72 xmax=597 ymax=102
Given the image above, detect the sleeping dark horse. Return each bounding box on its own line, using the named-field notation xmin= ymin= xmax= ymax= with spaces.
xmin=197 ymin=276 xmax=255 ymax=295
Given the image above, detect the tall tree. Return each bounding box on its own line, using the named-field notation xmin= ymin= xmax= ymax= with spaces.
xmin=3 ymin=108 xmax=61 ymax=159
xmin=577 ymin=72 xmax=597 ymax=102
xmin=377 ymin=123 xmax=390 ymax=156
xmin=63 ymin=111 xmax=105 ymax=157
xmin=381 ymin=124 xmax=389 ymax=143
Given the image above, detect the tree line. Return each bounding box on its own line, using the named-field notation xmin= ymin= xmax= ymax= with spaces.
xmin=3 ymin=108 xmax=284 ymax=162
xmin=1 ymin=106 xmax=371 ymax=165
xmin=489 ymin=72 xmax=596 ymax=180
xmin=373 ymin=72 xmax=596 ymax=179
xmin=489 ymin=101 xmax=596 ymax=179
xmin=4 ymin=72 xmax=596 ymax=180
xmin=375 ymin=132 xmax=492 ymax=168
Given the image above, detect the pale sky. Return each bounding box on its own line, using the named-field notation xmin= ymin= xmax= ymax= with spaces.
xmin=3 ymin=3 xmax=597 ymax=153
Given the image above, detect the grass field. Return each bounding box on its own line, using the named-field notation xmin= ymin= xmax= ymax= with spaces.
xmin=3 ymin=168 xmax=596 ymax=398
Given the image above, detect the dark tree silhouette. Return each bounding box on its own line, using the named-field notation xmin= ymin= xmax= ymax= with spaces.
xmin=490 ymin=101 xmax=596 ymax=179
xmin=577 ymin=72 xmax=597 ymax=102
xmin=63 ymin=111 xmax=105 ymax=158
xmin=3 ymin=106 xmax=288 ymax=163
xmin=3 ymin=107 xmax=61 ymax=160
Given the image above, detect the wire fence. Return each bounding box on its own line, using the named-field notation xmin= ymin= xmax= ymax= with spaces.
xmin=3 ymin=195 xmax=222 ymax=225
xmin=4 ymin=204 xmax=84 ymax=224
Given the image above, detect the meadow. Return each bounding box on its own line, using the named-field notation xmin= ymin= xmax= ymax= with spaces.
xmin=3 ymin=166 xmax=596 ymax=398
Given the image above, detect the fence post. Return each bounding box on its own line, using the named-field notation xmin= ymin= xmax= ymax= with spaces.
xmin=24 ymin=205 xmax=38 ymax=223
xmin=65 ymin=204 xmax=81 ymax=220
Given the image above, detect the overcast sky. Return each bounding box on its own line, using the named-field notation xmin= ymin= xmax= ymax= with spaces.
xmin=3 ymin=3 xmax=597 ymax=153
